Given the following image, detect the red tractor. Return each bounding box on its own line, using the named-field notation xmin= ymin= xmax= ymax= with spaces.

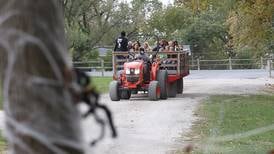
xmin=109 ymin=44 xmax=189 ymax=101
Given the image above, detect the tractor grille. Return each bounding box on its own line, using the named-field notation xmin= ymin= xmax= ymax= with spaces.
xmin=126 ymin=75 xmax=139 ymax=83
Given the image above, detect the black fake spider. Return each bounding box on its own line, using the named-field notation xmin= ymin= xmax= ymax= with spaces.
xmin=74 ymin=69 xmax=117 ymax=146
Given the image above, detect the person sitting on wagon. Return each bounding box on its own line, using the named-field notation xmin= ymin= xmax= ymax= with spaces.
xmin=152 ymin=39 xmax=168 ymax=52
xmin=167 ymin=41 xmax=175 ymax=51
xmin=163 ymin=41 xmax=174 ymax=66
xmin=143 ymin=42 xmax=152 ymax=52
xmin=173 ymin=40 xmax=181 ymax=51
xmin=128 ymin=41 xmax=141 ymax=59
xmin=133 ymin=41 xmax=141 ymax=52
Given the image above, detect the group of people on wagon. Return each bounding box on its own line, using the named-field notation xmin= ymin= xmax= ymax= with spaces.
xmin=114 ymin=31 xmax=183 ymax=71
xmin=114 ymin=31 xmax=184 ymax=53
xmin=127 ymin=39 xmax=183 ymax=54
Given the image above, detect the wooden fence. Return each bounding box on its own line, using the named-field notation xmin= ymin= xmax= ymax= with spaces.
xmin=73 ymin=57 xmax=274 ymax=77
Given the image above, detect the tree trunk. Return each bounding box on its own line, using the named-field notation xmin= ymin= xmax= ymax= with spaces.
xmin=0 ymin=0 xmax=84 ymax=154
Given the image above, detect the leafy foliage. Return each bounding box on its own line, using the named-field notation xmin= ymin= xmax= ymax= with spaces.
xmin=227 ymin=0 xmax=274 ymax=57
xmin=63 ymin=0 xmax=274 ymax=60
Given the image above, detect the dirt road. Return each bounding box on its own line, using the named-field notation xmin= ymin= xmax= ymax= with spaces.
xmin=0 ymin=70 xmax=272 ymax=153
xmin=82 ymin=70 xmax=274 ymax=154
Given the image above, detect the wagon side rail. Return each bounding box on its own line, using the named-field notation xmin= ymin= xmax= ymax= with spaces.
xmin=157 ymin=51 xmax=189 ymax=76
xmin=112 ymin=51 xmax=189 ymax=78
xmin=112 ymin=51 xmax=129 ymax=77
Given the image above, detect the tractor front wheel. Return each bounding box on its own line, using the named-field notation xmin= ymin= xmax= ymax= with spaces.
xmin=148 ymin=81 xmax=160 ymax=101
xmin=109 ymin=81 xmax=120 ymax=101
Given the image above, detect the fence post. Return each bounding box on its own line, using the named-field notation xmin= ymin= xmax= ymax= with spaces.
xmin=101 ymin=59 xmax=105 ymax=77
xmin=260 ymin=57 xmax=264 ymax=69
xmin=197 ymin=58 xmax=200 ymax=71
xmin=229 ymin=57 xmax=232 ymax=70
xmin=267 ymin=59 xmax=272 ymax=78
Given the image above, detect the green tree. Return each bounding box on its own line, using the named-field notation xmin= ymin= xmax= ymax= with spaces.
xmin=227 ymin=0 xmax=274 ymax=57
xmin=64 ymin=0 xmax=163 ymax=60
xmin=64 ymin=0 xmax=132 ymax=60
xmin=148 ymin=6 xmax=192 ymax=37
xmin=148 ymin=4 xmax=229 ymax=59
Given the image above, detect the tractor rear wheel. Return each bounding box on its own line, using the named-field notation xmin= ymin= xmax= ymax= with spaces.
xmin=121 ymin=90 xmax=131 ymax=99
xmin=109 ymin=81 xmax=120 ymax=101
xmin=168 ymin=81 xmax=177 ymax=97
xmin=148 ymin=81 xmax=160 ymax=101
xmin=177 ymin=78 xmax=184 ymax=94
xmin=157 ymin=70 xmax=168 ymax=99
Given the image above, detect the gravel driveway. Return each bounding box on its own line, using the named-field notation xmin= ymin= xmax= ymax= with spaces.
xmin=83 ymin=70 xmax=274 ymax=154
xmin=0 ymin=70 xmax=273 ymax=154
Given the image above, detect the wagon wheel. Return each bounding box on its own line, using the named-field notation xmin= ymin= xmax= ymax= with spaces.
xmin=168 ymin=81 xmax=177 ymax=97
xmin=177 ymin=78 xmax=183 ymax=94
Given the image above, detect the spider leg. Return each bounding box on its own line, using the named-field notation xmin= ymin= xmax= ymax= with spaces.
xmin=97 ymin=104 xmax=117 ymax=138
xmin=90 ymin=112 xmax=106 ymax=146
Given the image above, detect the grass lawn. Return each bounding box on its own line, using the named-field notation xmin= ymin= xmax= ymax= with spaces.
xmin=190 ymin=95 xmax=274 ymax=154
xmin=91 ymin=77 xmax=113 ymax=93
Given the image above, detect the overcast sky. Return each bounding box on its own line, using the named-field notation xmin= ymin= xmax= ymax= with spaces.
xmin=160 ymin=0 xmax=173 ymax=5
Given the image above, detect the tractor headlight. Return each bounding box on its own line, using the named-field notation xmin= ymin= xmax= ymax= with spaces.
xmin=134 ymin=69 xmax=140 ymax=74
xmin=126 ymin=69 xmax=130 ymax=75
